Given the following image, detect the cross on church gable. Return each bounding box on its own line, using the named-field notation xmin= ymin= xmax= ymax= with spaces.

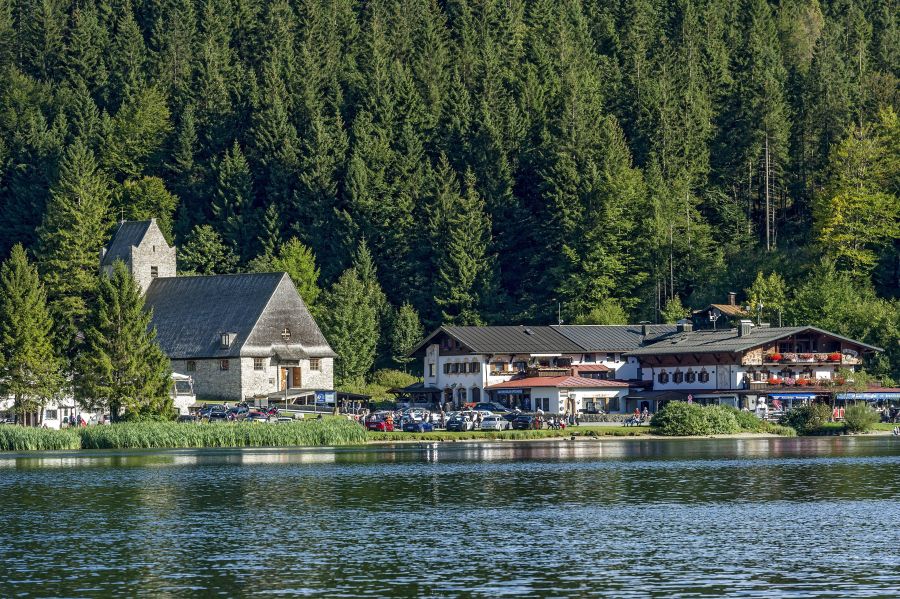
xmin=281 ymin=328 xmax=291 ymax=341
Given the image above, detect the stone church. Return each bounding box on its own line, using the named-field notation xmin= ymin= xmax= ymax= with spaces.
xmin=101 ymin=219 xmax=336 ymax=401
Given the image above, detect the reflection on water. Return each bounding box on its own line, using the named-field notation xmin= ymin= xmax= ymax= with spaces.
xmin=1 ymin=437 xmax=898 ymax=597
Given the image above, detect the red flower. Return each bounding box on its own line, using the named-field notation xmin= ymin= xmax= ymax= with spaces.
xmin=829 ymin=353 xmax=842 ymax=362
xmin=771 ymin=353 xmax=783 ymax=362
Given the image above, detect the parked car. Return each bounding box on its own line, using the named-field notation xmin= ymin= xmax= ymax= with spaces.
xmin=176 ymin=414 xmax=199 ymax=423
xmin=365 ymin=413 xmax=395 ymax=432
xmin=207 ymin=409 xmax=228 ymax=422
xmin=446 ymin=414 xmax=473 ymax=432
xmin=246 ymin=411 xmax=271 ymax=423
xmin=227 ymin=406 xmax=249 ymax=421
xmin=199 ymin=404 xmax=224 ymax=418
xmin=474 ymin=402 xmax=510 ymax=413
xmin=402 ymin=419 xmax=434 ymax=433
xmin=481 ymin=414 xmax=510 ymax=431
xmin=511 ymin=414 xmax=541 ymax=430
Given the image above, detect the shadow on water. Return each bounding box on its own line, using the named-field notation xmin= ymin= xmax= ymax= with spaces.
xmin=1 ymin=437 xmax=899 ymax=597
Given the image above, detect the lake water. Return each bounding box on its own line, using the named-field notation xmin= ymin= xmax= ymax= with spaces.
xmin=1 ymin=437 xmax=899 ymax=597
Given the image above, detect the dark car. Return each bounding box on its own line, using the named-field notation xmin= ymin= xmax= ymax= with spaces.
xmin=474 ymin=402 xmax=510 ymax=413
xmin=177 ymin=414 xmax=199 ymax=423
xmin=199 ymin=404 xmax=224 ymax=418
xmin=511 ymin=414 xmax=541 ymax=430
xmin=246 ymin=411 xmax=271 ymax=423
xmin=207 ymin=409 xmax=228 ymax=421
xmin=402 ymin=420 xmax=434 ymax=433
xmin=227 ymin=406 xmax=249 ymax=421
xmin=445 ymin=415 xmax=472 ymax=432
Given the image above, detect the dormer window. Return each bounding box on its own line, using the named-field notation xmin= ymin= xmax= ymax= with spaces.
xmin=221 ymin=332 xmax=232 ymax=348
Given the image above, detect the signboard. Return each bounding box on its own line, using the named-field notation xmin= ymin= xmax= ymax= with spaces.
xmin=495 ymin=389 xmax=523 ymax=395
xmin=315 ymin=390 xmax=337 ymax=404
xmin=768 ymin=393 xmax=817 ymax=400
xmin=837 ymin=392 xmax=900 ymax=401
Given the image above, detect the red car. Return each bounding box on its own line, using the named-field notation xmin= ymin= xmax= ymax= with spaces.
xmin=365 ymin=413 xmax=395 ymax=432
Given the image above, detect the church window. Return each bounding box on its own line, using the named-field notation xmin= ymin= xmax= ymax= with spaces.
xmin=151 ymin=266 xmax=158 ymax=279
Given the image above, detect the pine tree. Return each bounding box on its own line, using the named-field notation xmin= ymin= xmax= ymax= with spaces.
xmin=391 ymin=301 xmax=423 ymax=370
xmin=114 ymin=177 xmax=179 ymax=241
xmin=745 ymin=271 xmax=787 ymax=324
xmin=36 ymin=140 xmax=112 ymax=357
xmin=248 ymin=238 xmax=321 ymax=309
xmin=76 ymin=261 xmax=173 ymax=421
xmin=319 ymin=267 xmax=378 ymax=386
xmin=661 ymin=295 xmax=688 ymax=324
xmin=102 ymin=85 xmax=172 ymax=180
xmin=212 ymin=140 xmax=256 ymax=261
xmin=0 ymin=244 xmax=64 ymax=424
xmin=177 ymin=224 xmax=238 ymax=275
xmin=434 ymin=169 xmax=491 ymax=325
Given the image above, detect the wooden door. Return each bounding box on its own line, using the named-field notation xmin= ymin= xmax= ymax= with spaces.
xmin=280 ymin=367 xmax=288 ymax=391
xmin=291 ymin=367 xmax=302 ymax=389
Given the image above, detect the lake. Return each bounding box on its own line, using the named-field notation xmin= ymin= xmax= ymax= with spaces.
xmin=1 ymin=437 xmax=899 ymax=597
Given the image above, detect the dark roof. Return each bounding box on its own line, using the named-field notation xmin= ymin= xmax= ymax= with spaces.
xmin=102 ymin=220 xmax=152 ymax=266
xmin=552 ymin=325 xmax=678 ymax=351
xmin=145 ymin=273 xmax=335 ymax=359
xmin=411 ymin=325 xmax=584 ymax=355
xmin=486 ymin=376 xmax=628 ymax=389
xmin=628 ymin=326 xmax=883 ymax=356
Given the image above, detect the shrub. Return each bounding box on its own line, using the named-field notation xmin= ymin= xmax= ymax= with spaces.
xmin=703 ymin=405 xmax=741 ymax=434
xmin=779 ymin=403 xmax=831 ymax=435
xmin=763 ymin=424 xmax=797 ymax=436
xmin=842 ymin=404 xmax=879 ymax=433
xmin=651 ymin=402 xmax=711 ymax=436
xmin=724 ymin=406 xmax=765 ymax=432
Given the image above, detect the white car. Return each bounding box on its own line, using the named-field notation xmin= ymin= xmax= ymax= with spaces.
xmin=480 ymin=414 xmax=509 ymax=431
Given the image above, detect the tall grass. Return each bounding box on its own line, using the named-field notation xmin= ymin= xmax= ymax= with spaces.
xmin=0 ymin=419 xmax=368 ymax=451
xmin=0 ymin=426 xmax=82 ymax=451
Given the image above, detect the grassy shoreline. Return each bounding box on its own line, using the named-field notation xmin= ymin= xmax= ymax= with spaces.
xmin=0 ymin=421 xmax=892 ymax=452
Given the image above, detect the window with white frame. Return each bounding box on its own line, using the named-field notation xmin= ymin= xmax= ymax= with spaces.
xmin=309 ymin=358 xmax=321 ymax=371
xmin=254 ymin=358 xmax=265 ymax=371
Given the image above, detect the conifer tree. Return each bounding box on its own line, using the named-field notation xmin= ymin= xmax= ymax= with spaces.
xmin=115 ymin=177 xmax=179 ymax=241
xmin=212 ymin=140 xmax=256 ymax=261
xmin=319 ymin=267 xmax=378 ymax=386
xmin=36 ymin=140 xmax=112 ymax=356
xmin=177 ymin=225 xmax=238 ymax=275
xmin=248 ymin=238 xmax=321 ymax=310
xmin=76 ymin=261 xmax=173 ymax=421
xmin=434 ymin=169 xmax=491 ymax=325
xmin=391 ymin=301 xmax=423 ymax=371
xmin=0 ymin=245 xmax=64 ymax=424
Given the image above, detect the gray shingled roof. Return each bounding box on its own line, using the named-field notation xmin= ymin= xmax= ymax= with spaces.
xmin=144 ymin=272 xmax=335 ymax=359
xmin=411 ymin=325 xmax=584 ymax=354
xmin=102 ymin=220 xmax=152 ymax=266
xmin=628 ymin=326 xmax=882 ymax=355
xmin=552 ymin=324 xmax=678 ymax=351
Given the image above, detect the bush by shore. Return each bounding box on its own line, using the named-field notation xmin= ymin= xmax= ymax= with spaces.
xmin=650 ymin=403 xmax=797 ymax=436
xmin=0 ymin=419 xmax=368 ymax=451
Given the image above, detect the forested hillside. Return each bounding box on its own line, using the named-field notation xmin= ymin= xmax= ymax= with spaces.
xmin=0 ymin=0 xmax=898 ymax=382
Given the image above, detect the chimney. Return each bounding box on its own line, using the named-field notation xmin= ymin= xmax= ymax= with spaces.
xmin=727 ymin=292 xmax=736 ymax=306
xmin=676 ymin=320 xmax=693 ymax=333
xmin=738 ymin=319 xmax=753 ymax=337
xmin=641 ymin=323 xmax=649 ymax=336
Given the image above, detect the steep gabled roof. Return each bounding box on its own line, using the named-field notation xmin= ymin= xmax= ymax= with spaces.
xmin=628 ymin=326 xmax=883 ymax=356
xmin=486 ymin=376 xmax=628 ymax=389
xmin=144 ymin=272 xmax=335 ymax=359
xmin=410 ymin=325 xmax=584 ymax=355
xmin=102 ymin=220 xmax=153 ymax=266
xmin=552 ymin=324 xmax=678 ymax=351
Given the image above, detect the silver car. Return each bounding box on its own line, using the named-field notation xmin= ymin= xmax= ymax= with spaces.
xmin=480 ymin=414 xmax=509 ymax=431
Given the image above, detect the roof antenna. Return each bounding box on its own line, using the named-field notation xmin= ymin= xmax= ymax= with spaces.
xmin=558 ymin=302 xmax=563 ymax=325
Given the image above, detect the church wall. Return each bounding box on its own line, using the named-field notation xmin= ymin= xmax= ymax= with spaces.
xmin=171 ymin=358 xmax=243 ymax=401
xmin=130 ymin=224 xmax=176 ymax=294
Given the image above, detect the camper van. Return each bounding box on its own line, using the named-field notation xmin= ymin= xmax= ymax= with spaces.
xmin=171 ymin=373 xmax=196 ymax=415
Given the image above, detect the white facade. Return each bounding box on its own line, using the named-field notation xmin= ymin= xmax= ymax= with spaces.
xmin=171 ymin=356 xmax=335 ymax=401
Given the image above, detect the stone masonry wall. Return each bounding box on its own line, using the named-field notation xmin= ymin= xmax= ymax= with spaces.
xmin=130 ymin=222 xmax=177 ymax=294
xmin=171 ymin=358 xmax=243 ymax=401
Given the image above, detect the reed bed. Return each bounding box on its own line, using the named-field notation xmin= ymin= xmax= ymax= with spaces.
xmin=78 ymin=419 xmax=368 ymax=449
xmin=0 ymin=419 xmax=368 ymax=451
xmin=0 ymin=426 xmax=82 ymax=451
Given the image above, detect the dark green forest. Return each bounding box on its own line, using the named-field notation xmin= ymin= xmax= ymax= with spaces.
xmin=0 ymin=0 xmax=898 ymax=384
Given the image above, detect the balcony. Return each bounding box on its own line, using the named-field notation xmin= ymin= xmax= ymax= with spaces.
xmin=762 ymin=352 xmax=861 ymax=366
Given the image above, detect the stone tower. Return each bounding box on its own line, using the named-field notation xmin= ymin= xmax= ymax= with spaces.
xmin=100 ymin=219 xmax=177 ymax=294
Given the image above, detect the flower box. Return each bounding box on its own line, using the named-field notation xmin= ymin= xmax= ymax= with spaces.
xmin=770 ymin=353 xmax=783 ymax=362
xmin=814 ymin=353 xmax=830 ymax=362
xmin=782 ymin=353 xmax=797 ymax=363
xmin=828 ymin=353 xmax=842 ymax=362
xmin=799 ymin=353 xmax=814 ymax=362
xmin=767 ymin=377 xmax=782 ymax=385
